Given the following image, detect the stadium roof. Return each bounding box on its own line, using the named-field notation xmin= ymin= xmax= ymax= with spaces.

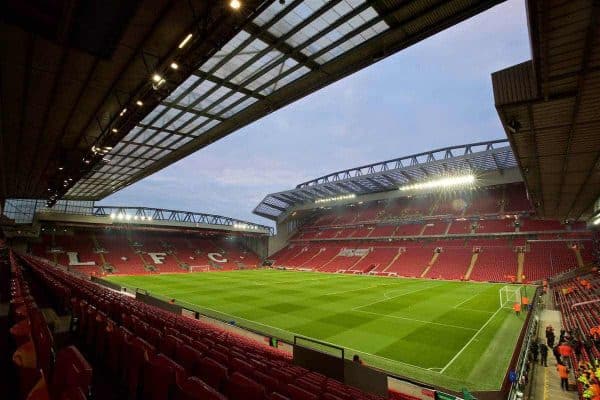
xmin=1 ymin=0 xmax=266 ymax=201
xmin=1 ymin=0 xmax=506 ymax=203
xmin=253 ymin=139 xmax=517 ymax=220
xmin=492 ymin=0 xmax=600 ymax=221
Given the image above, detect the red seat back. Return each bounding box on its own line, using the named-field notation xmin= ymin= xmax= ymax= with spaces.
xmin=226 ymin=372 xmax=266 ymax=400
xmin=174 ymin=376 xmax=226 ymax=400
xmin=51 ymin=346 xmax=93 ymax=398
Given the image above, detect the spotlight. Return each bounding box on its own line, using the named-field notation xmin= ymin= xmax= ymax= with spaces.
xmin=178 ymin=33 xmax=193 ymax=49
xmin=109 ymin=213 xmax=116 ymax=219
xmin=230 ymin=0 xmax=241 ymax=9
xmin=170 ymin=62 xmax=179 ymax=70
xmin=399 ymin=174 xmax=475 ymax=191
xmin=112 ymin=128 xmax=118 ymax=133
xmin=152 ymin=74 xmax=162 ymax=83
xmin=136 ymin=100 xmax=143 ymax=107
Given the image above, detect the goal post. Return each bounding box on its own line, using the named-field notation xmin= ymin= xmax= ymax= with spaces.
xmin=189 ymin=265 xmax=210 ymax=273
xmin=499 ymin=285 xmax=522 ymax=308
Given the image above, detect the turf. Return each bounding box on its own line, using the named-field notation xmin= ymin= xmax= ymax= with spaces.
xmin=106 ymin=270 xmax=531 ymax=391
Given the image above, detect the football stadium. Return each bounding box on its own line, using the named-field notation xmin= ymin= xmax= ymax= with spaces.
xmin=1 ymin=1 xmax=599 ymax=400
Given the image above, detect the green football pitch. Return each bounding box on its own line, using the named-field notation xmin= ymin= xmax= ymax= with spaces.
xmin=106 ymin=270 xmax=531 ymax=391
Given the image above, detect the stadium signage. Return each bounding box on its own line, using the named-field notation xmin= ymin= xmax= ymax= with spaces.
xmin=67 ymin=252 xmax=95 ymax=266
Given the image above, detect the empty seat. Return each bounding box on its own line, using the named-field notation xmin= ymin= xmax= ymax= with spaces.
xmin=50 ymin=346 xmax=93 ymax=399
xmin=226 ymin=372 xmax=266 ymax=400
xmin=174 ymin=376 xmax=226 ymax=400
xmin=286 ymin=384 xmax=319 ymax=400
xmin=175 ymin=344 xmax=203 ymax=373
xmin=142 ymin=353 xmax=185 ymax=400
xmin=197 ymin=357 xmax=228 ymax=392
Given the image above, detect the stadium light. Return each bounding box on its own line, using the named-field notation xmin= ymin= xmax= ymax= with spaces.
xmin=178 ymin=33 xmax=193 ymax=49
xmin=109 ymin=213 xmax=115 ymax=219
xmin=594 ymin=217 xmax=600 ymax=226
xmin=119 ymin=108 xmax=127 ymax=116
xmin=229 ymin=0 xmax=241 ymax=10
xmin=170 ymin=62 xmax=179 ymax=70
xmin=315 ymin=193 xmax=356 ymax=204
xmin=112 ymin=128 xmax=118 ymax=133
xmin=117 ymin=214 xmax=124 ymax=220
xmin=147 ymin=216 xmax=153 ymax=221
xmin=136 ymin=100 xmax=143 ymax=107
xmin=399 ymin=174 xmax=475 ymax=191
xmin=125 ymin=214 xmax=132 ymax=221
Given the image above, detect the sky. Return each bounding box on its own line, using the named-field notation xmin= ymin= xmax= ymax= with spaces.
xmin=101 ymin=0 xmax=531 ymax=226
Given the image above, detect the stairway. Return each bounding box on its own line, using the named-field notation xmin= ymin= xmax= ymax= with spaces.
xmin=420 ymin=251 xmax=439 ymax=278
xmin=517 ymin=251 xmax=525 ymax=283
xmin=348 ymin=252 xmax=370 ymax=272
xmin=499 ymin=185 xmax=507 ymax=214
xmin=464 ymin=252 xmax=479 ymax=280
xmin=573 ymin=247 xmax=584 ymax=268
xmin=381 ymin=249 xmax=403 ymax=273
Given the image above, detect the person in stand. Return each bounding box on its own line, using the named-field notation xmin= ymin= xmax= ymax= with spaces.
xmin=560 ymin=329 xmax=567 ymax=342
xmin=539 ymin=342 xmax=548 ymax=367
xmin=553 ymin=344 xmax=562 ymax=364
xmin=352 ymin=355 xmax=364 ymax=365
xmin=557 ymin=362 xmax=570 ymax=391
xmin=559 ymin=341 xmax=573 ymax=365
xmin=522 ymin=295 xmax=529 ymax=311
xmin=530 ymin=339 xmax=539 ymax=362
xmin=546 ymin=325 xmax=556 ymax=347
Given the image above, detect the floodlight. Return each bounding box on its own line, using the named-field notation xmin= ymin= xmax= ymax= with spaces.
xmin=136 ymin=100 xmax=143 ymax=106
xmin=170 ymin=62 xmax=179 ymax=70
xmin=109 ymin=213 xmax=116 ymax=219
xmin=152 ymin=74 xmax=162 ymax=83
xmin=399 ymin=174 xmax=475 ymax=191
xmin=230 ymin=0 xmax=241 ymax=10
xmin=178 ymin=34 xmax=193 ymax=49
xmin=112 ymin=128 xmax=118 ymax=133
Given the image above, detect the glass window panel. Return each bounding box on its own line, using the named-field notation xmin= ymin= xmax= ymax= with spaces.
xmin=166 ymin=112 xmax=195 ymax=130
xmin=210 ymin=91 xmax=245 ymax=114
xmin=254 ymin=1 xmax=292 ymax=26
xmin=141 ymin=105 xmax=166 ymax=124
xmin=180 ymin=116 xmax=209 ymax=134
xmin=222 ymin=97 xmax=257 ymax=118
xmin=160 ymin=134 xmax=181 ymax=148
xmin=166 ymin=75 xmax=200 ymax=101
xmin=146 ymin=130 xmax=170 ymax=146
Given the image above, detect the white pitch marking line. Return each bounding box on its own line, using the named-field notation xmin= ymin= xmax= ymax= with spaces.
xmin=354 ymin=309 xmax=478 ymax=331
xmin=453 ymin=291 xmax=486 ymax=308
xmin=324 ymin=285 xmax=379 ymax=296
xmin=353 ymin=283 xmax=445 ymax=311
xmin=439 ymin=305 xmax=505 ymax=374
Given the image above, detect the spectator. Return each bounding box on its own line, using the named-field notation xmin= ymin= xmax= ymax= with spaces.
xmin=522 ymin=295 xmax=529 ymax=311
xmin=557 ymin=362 xmax=569 ymax=391
xmin=352 ymin=355 xmax=363 ymax=365
xmin=539 ymin=342 xmax=548 ymax=367
xmin=553 ymin=345 xmax=562 ymax=364
xmin=530 ymin=339 xmax=539 ymax=362
xmin=546 ymin=325 xmax=556 ymax=347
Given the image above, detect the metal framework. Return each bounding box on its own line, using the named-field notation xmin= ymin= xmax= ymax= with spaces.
xmin=64 ymin=0 xmax=504 ymax=200
xmin=92 ymin=206 xmax=272 ymax=234
xmin=254 ymin=140 xmax=517 ymax=220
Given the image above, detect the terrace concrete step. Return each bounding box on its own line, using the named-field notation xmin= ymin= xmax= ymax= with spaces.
xmin=464 ymin=252 xmax=479 ymax=280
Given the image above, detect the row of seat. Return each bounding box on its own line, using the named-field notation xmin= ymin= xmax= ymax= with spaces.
xmin=18 ymin=253 xmax=388 ymax=400
xmin=8 ymin=250 xmax=92 ymax=400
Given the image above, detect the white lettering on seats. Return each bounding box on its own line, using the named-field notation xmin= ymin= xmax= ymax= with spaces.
xmin=148 ymin=253 xmax=167 ymax=264
xmin=208 ymin=253 xmax=227 ymax=263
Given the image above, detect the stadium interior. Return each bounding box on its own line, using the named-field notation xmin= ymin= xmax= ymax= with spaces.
xmin=1 ymin=1 xmax=600 ymax=400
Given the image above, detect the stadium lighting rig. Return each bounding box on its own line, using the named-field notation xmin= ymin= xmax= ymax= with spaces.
xmin=399 ymin=174 xmax=476 ymax=191
xmin=315 ymin=194 xmax=356 ymax=204
xmin=109 ymin=213 xmax=152 ymax=222
xmin=233 ymin=223 xmax=261 ymax=231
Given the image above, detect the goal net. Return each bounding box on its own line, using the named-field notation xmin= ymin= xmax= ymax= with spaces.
xmin=189 ymin=265 xmax=210 ymax=273
xmin=499 ymin=286 xmax=522 ymax=308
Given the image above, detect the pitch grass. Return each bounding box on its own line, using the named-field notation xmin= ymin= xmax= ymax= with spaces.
xmin=106 ymin=270 xmax=531 ymax=391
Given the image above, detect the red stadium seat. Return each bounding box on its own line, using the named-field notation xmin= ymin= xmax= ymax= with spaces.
xmin=142 ymin=353 xmax=186 ymax=400
xmin=286 ymin=384 xmax=319 ymax=400
xmin=50 ymin=346 xmax=93 ymax=399
xmin=226 ymin=372 xmax=266 ymax=400
xmin=174 ymin=344 xmax=204 ymax=374
xmin=174 ymin=376 xmax=227 ymax=400
xmin=197 ymin=357 xmax=229 ymax=392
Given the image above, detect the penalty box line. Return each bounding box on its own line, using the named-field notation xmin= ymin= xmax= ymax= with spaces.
xmin=439 ymin=305 xmax=505 ymax=374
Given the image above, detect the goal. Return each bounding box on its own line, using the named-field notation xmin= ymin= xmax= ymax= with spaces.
xmin=499 ymin=285 xmax=522 ymax=308
xmin=189 ymin=265 xmax=210 ymax=273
